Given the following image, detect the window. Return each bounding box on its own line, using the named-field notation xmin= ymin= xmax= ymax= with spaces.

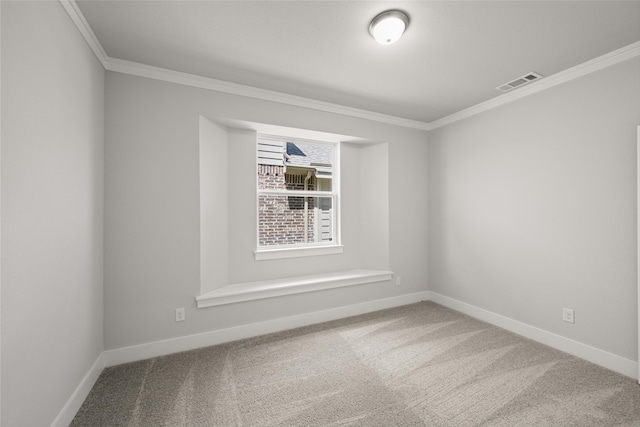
xmin=256 ymin=135 xmax=340 ymax=257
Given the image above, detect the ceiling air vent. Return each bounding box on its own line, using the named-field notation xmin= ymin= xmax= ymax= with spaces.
xmin=496 ymin=72 xmax=543 ymax=92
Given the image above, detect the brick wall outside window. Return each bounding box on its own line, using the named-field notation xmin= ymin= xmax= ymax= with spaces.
xmin=258 ymin=164 xmax=316 ymax=246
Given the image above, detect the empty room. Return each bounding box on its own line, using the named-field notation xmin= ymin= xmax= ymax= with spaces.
xmin=2 ymin=0 xmax=640 ymax=425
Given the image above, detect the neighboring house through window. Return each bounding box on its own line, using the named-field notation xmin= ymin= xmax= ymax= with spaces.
xmin=257 ymin=135 xmax=339 ymax=252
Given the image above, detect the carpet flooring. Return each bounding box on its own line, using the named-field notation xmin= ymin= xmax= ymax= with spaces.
xmin=71 ymin=301 xmax=640 ymax=426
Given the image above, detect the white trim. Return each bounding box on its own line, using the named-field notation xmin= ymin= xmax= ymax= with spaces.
xmin=427 ymin=291 xmax=639 ymax=380
xmin=58 ymin=0 xmax=108 ymax=67
xmin=256 ymin=135 xmax=341 ymax=251
xmin=196 ymin=269 xmax=391 ymax=308
xmin=106 ymin=57 xmax=431 ymax=130
xmin=105 ymin=291 xmax=429 ymax=367
xmin=59 ymin=0 xmax=429 ymax=130
xmin=56 ymin=290 xmax=639 ymax=422
xmin=429 ymin=41 xmax=640 ymax=130
xmin=258 ymin=189 xmax=335 ymax=198
xmin=51 ymin=353 xmax=106 ymax=427
xmin=255 ymin=244 xmax=344 ymax=261
xmin=61 ymin=1 xmax=640 ymax=132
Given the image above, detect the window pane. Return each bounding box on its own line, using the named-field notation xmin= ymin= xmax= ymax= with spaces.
xmin=257 ymin=139 xmax=333 ymax=191
xmin=258 ymin=195 xmax=333 ymax=246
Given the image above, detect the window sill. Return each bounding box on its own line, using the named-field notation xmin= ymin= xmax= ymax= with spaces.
xmin=254 ymin=245 xmax=343 ymax=261
xmin=196 ymin=269 xmax=393 ymax=308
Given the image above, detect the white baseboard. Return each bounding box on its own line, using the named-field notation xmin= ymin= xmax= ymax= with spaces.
xmin=51 ymin=352 xmax=106 ymax=427
xmin=427 ymin=291 xmax=638 ymax=380
xmin=104 ymin=291 xmax=430 ymax=367
xmin=51 ymin=292 xmax=429 ymax=425
xmin=53 ymin=290 xmax=637 ymax=426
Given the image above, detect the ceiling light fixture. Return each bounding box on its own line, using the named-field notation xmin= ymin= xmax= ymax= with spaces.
xmin=369 ymin=10 xmax=410 ymax=45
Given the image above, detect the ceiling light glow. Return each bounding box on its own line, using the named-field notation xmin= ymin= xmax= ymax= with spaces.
xmin=369 ymin=10 xmax=409 ymax=45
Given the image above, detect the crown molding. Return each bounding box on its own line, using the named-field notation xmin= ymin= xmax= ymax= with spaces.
xmin=59 ymin=0 xmax=108 ymax=68
xmin=429 ymin=40 xmax=640 ymax=130
xmin=58 ymin=0 xmax=429 ymax=131
xmin=60 ymin=0 xmax=639 ymax=133
xmin=104 ymin=57 xmax=431 ymax=131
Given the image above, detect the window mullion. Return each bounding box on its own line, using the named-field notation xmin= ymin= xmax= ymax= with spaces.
xmin=258 ymin=189 xmax=336 ymax=198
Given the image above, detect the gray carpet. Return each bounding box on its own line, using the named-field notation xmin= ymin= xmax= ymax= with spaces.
xmin=71 ymin=302 xmax=640 ymax=426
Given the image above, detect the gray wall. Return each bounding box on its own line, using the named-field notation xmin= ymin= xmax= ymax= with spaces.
xmin=1 ymin=2 xmax=105 ymax=426
xmin=428 ymin=58 xmax=640 ymax=361
xmin=104 ymin=72 xmax=429 ymax=350
xmin=7 ymin=4 xmax=636 ymax=424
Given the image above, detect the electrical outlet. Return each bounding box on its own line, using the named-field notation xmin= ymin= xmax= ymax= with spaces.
xmin=175 ymin=308 xmax=186 ymax=322
xmin=395 ymin=276 xmax=401 ymax=286
xmin=562 ymin=308 xmax=574 ymax=324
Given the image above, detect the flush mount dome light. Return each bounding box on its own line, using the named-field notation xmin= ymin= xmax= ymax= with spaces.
xmin=369 ymin=10 xmax=409 ymax=45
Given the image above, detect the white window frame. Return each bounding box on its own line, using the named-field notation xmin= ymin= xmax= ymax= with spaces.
xmin=255 ymin=134 xmax=342 ymax=260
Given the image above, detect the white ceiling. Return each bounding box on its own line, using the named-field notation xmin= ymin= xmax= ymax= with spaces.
xmin=76 ymin=1 xmax=640 ymax=125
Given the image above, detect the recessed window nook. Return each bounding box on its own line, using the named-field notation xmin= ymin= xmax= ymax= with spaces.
xmin=198 ymin=116 xmax=392 ymax=307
